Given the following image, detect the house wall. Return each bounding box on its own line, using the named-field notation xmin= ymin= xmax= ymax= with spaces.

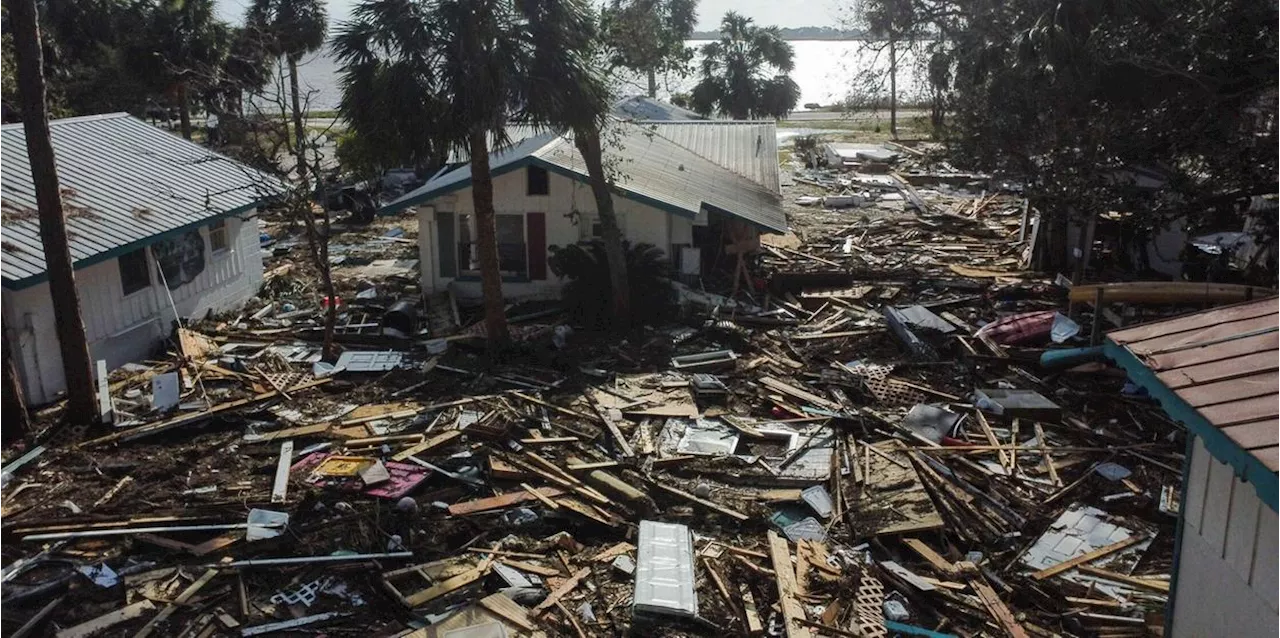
xmin=2 ymin=213 xmax=264 ymax=405
xmin=417 ymin=167 xmax=694 ymax=303
xmin=1170 ymin=436 xmax=1278 ymax=638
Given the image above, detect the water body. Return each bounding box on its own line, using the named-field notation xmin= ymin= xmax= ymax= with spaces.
xmin=274 ymin=40 xmax=923 ymax=113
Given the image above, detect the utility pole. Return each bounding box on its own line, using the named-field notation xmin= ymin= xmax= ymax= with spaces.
xmin=11 ymin=0 xmax=99 ymax=425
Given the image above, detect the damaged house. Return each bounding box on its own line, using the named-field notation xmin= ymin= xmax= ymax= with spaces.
xmin=381 ymin=115 xmax=786 ymax=303
xmin=0 ymin=113 xmax=282 ymax=405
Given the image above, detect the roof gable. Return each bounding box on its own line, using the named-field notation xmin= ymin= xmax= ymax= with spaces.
xmin=1 ymin=113 xmax=285 ymax=288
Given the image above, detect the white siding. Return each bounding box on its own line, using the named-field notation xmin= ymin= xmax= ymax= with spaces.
xmin=1171 ymin=437 xmax=1279 ymax=638
xmin=419 ymin=167 xmax=679 ymax=301
xmin=2 ymin=214 xmax=263 ymax=405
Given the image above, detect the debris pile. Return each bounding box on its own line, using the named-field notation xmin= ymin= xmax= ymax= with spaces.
xmin=2 ymin=154 xmax=1208 ymax=638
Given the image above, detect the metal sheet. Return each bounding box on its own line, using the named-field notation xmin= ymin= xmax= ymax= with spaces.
xmin=335 ymin=351 xmax=404 ymax=372
xmin=1 ymin=114 xmax=283 ymax=286
xmin=634 ymin=520 xmax=698 ymax=618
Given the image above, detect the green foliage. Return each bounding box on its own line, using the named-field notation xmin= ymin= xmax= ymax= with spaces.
xmin=689 ymin=12 xmax=800 ymax=119
xmin=334 ymin=129 xmax=387 ymax=181
xmin=333 ymin=0 xmax=611 ymax=170
xmin=245 ymin=0 xmax=327 ymax=63
xmin=600 ymin=0 xmax=697 ymax=96
xmin=548 ymin=241 xmax=672 ymax=329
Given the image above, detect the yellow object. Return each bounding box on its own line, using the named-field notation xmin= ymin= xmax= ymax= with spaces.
xmin=314 ymin=456 xmax=376 ymax=477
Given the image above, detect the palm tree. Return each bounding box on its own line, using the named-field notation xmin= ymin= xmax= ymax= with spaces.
xmin=245 ymin=0 xmax=327 ymax=185
xmin=335 ymin=0 xmax=622 ymax=344
xmin=10 ymin=0 xmax=97 ymax=424
xmin=138 ymin=0 xmax=231 ymax=139
xmin=689 ymin=12 xmax=800 ymax=120
xmin=601 ymin=0 xmax=697 ymax=98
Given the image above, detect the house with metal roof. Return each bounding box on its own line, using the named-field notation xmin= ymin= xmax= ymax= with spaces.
xmin=1 ymin=113 xmax=283 ymax=405
xmin=381 ymin=118 xmax=785 ymax=303
xmin=1105 ymin=297 xmax=1278 ymax=638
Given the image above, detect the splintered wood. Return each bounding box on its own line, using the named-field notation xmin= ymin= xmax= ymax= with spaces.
xmin=858 ymin=440 xmax=944 ymax=536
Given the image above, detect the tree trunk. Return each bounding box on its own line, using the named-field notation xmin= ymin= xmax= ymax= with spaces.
xmin=469 ymin=129 xmax=510 ymax=348
xmin=288 ymin=54 xmax=309 ymax=188
xmin=178 ymin=81 xmax=192 ymax=140
xmin=574 ymin=125 xmax=630 ymax=329
xmin=647 ymin=69 xmax=658 ymax=98
xmin=2 ymin=318 xmax=31 ymax=443
xmin=889 ymin=34 xmax=898 ymax=140
xmin=11 ymin=0 xmax=97 ymax=425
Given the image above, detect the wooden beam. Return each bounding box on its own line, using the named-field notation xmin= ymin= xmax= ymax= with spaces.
xmin=968 ymin=576 xmax=1030 ymax=638
xmin=57 ymin=600 xmax=156 ymax=638
xmin=447 ymin=487 xmax=566 ymax=515
xmin=766 ymin=530 xmax=815 ymax=638
xmin=533 ymin=567 xmax=591 ymax=615
xmin=134 ymin=568 xmax=219 ymax=638
xmin=403 ymin=563 xmax=490 ymax=607
xmin=521 ymin=482 xmax=561 ymax=510
xmin=902 ymin=538 xmax=959 ymax=577
xmin=391 ymin=429 xmax=461 ymax=461
xmin=647 ymin=480 xmax=749 ymax=521
xmin=1075 ymin=565 xmax=1170 ymax=593
xmin=1032 ymin=535 xmax=1147 ymax=580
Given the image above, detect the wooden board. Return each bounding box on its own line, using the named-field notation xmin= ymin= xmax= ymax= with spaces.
xmin=392 ymin=430 xmax=462 ymax=461
xmin=56 ymin=600 xmax=157 ymax=638
xmin=767 ymin=531 xmax=814 ymax=638
xmin=859 ymin=440 xmax=945 ymax=536
xmin=447 ymin=487 xmax=567 ymax=516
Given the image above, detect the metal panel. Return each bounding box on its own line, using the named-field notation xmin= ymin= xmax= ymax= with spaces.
xmin=1 ymin=114 xmax=284 ymax=286
xmin=1184 ymin=439 xmax=1212 ymax=534
xmin=646 ymin=121 xmax=781 ymax=193
xmin=634 ymin=520 xmax=697 ymax=618
xmin=335 ymin=351 xmax=404 ymax=372
xmin=1250 ymin=506 xmax=1278 ymax=605
xmin=1223 ymin=473 xmax=1261 ymax=581
xmin=1201 ymin=456 xmax=1235 ymax=555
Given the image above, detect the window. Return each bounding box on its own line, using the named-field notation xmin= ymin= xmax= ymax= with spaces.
xmin=526 ymin=165 xmax=549 ymax=196
xmin=495 ymin=215 xmax=527 ymax=274
xmin=208 ymin=219 xmax=229 ymax=253
xmin=118 ymin=248 xmax=150 ymax=295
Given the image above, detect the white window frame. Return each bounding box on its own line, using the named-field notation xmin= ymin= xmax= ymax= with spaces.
xmin=208 ymin=219 xmax=230 ymax=254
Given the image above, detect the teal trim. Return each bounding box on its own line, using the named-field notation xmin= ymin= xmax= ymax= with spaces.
xmin=884 ymin=620 xmax=959 ymax=638
xmin=378 ymin=156 xmax=703 ymax=223
xmin=1164 ymin=433 xmax=1194 ymax=636
xmin=1104 ymin=339 xmax=1278 ymax=511
xmin=2 ymin=201 xmax=265 ymax=291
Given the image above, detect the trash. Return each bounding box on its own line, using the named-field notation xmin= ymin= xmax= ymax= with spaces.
xmin=246 ymin=509 xmax=289 ymax=541
xmin=151 ymin=372 xmax=180 ymax=412
xmin=902 ymin=404 xmax=962 ymax=444
xmin=1050 ymin=312 xmax=1081 ymax=342
xmin=76 ymin=563 xmax=120 ymax=588
xmin=634 ymin=520 xmax=698 ymax=618
xmin=801 ymin=484 xmax=834 ymax=518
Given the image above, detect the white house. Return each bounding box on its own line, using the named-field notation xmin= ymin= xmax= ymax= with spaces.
xmin=1 ymin=113 xmax=282 ymax=405
xmin=1105 ymin=298 xmax=1278 ymax=638
xmin=382 ymin=116 xmax=787 ymax=303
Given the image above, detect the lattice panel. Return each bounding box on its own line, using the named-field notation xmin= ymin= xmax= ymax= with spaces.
xmin=852 ymin=572 xmax=888 ymax=638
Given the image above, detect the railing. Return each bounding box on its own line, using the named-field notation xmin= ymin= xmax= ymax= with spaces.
xmin=458 ymin=242 xmax=528 ymax=278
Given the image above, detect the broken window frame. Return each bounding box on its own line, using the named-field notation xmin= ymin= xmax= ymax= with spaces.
xmin=118 ymin=247 xmax=151 ymax=296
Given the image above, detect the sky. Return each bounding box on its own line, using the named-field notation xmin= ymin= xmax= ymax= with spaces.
xmin=214 ymin=0 xmax=845 ymax=31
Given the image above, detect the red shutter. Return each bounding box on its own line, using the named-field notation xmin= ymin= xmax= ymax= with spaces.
xmin=527 ymin=212 xmax=547 ymax=280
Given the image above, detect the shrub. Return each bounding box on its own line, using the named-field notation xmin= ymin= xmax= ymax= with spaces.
xmin=548 ymin=240 xmax=673 ymax=329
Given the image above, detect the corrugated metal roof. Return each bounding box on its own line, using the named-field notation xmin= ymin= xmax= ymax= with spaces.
xmin=1 ymin=113 xmax=284 ymax=288
xmin=1106 ymin=297 xmax=1279 ymax=508
xmin=385 ymin=122 xmax=787 ymax=234
xmin=645 ymin=121 xmax=780 ymax=193
xmin=612 ymin=96 xmax=707 ymax=122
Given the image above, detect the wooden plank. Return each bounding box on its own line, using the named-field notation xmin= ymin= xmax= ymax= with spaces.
xmin=403 ymin=563 xmax=489 ymax=607
xmin=902 ymin=538 xmax=959 ymax=577
xmin=447 ymin=487 xmax=566 ymax=515
xmin=1075 ymin=283 xmax=1276 ymax=309
xmin=1126 ymin=314 xmax=1279 ymax=357
xmin=1172 ymin=368 xmax=1274 ymax=409
xmin=591 ymin=542 xmax=635 ymax=563
xmin=134 ymin=568 xmax=219 ymax=638
xmin=766 ymin=530 xmax=814 ymax=638
xmin=648 ymin=480 xmax=749 ymax=521
xmin=1147 ymin=331 xmax=1278 ymax=371
xmin=497 ymin=559 xmax=561 ymax=577
xmin=57 ymin=600 xmax=157 ymax=638
xmin=1220 ymin=419 xmax=1280 ymax=450
xmin=14 ymin=596 xmax=64 ymax=638
xmin=521 ymin=482 xmax=561 ymax=509
xmin=533 ymin=567 xmax=591 ymax=614
xmin=759 ymin=376 xmax=840 ymax=411
xmin=246 ymin=422 xmax=332 ymax=443
xmin=1252 ymin=447 xmax=1279 ymax=471
xmin=271 ymin=441 xmax=293 ymax=504
xmin=592 ymin=401 xmax=635 ymax=457
xmin=391 ymin=429 xmax=462 ymax=461
xmin=82 ymin=379 xmax=330 ymax=447
xmin=969 ymin=576 xmax=1030 ymax=638
xmin=518 ymin=436 xmax=580 ymax=445
xmin=741 ymin=584 xmax=765 ymax=636
xmin=1034 ymin=423 xmax=1062 ymax=487
xmin=973 ymin=410 xmax=1011 ymax=468
xmin=1196 ymin=393 xmax=1279 ymax=427
xmin=1031 ymin=534 xmax=1147 ymax=580
xmin=1110 ymin=298 xmax=1278 ymax=344
xmin=1075 ymin=565 xmax=1170 ymax=593
xmin=477 ymin=593 xmax=536 ymax=632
